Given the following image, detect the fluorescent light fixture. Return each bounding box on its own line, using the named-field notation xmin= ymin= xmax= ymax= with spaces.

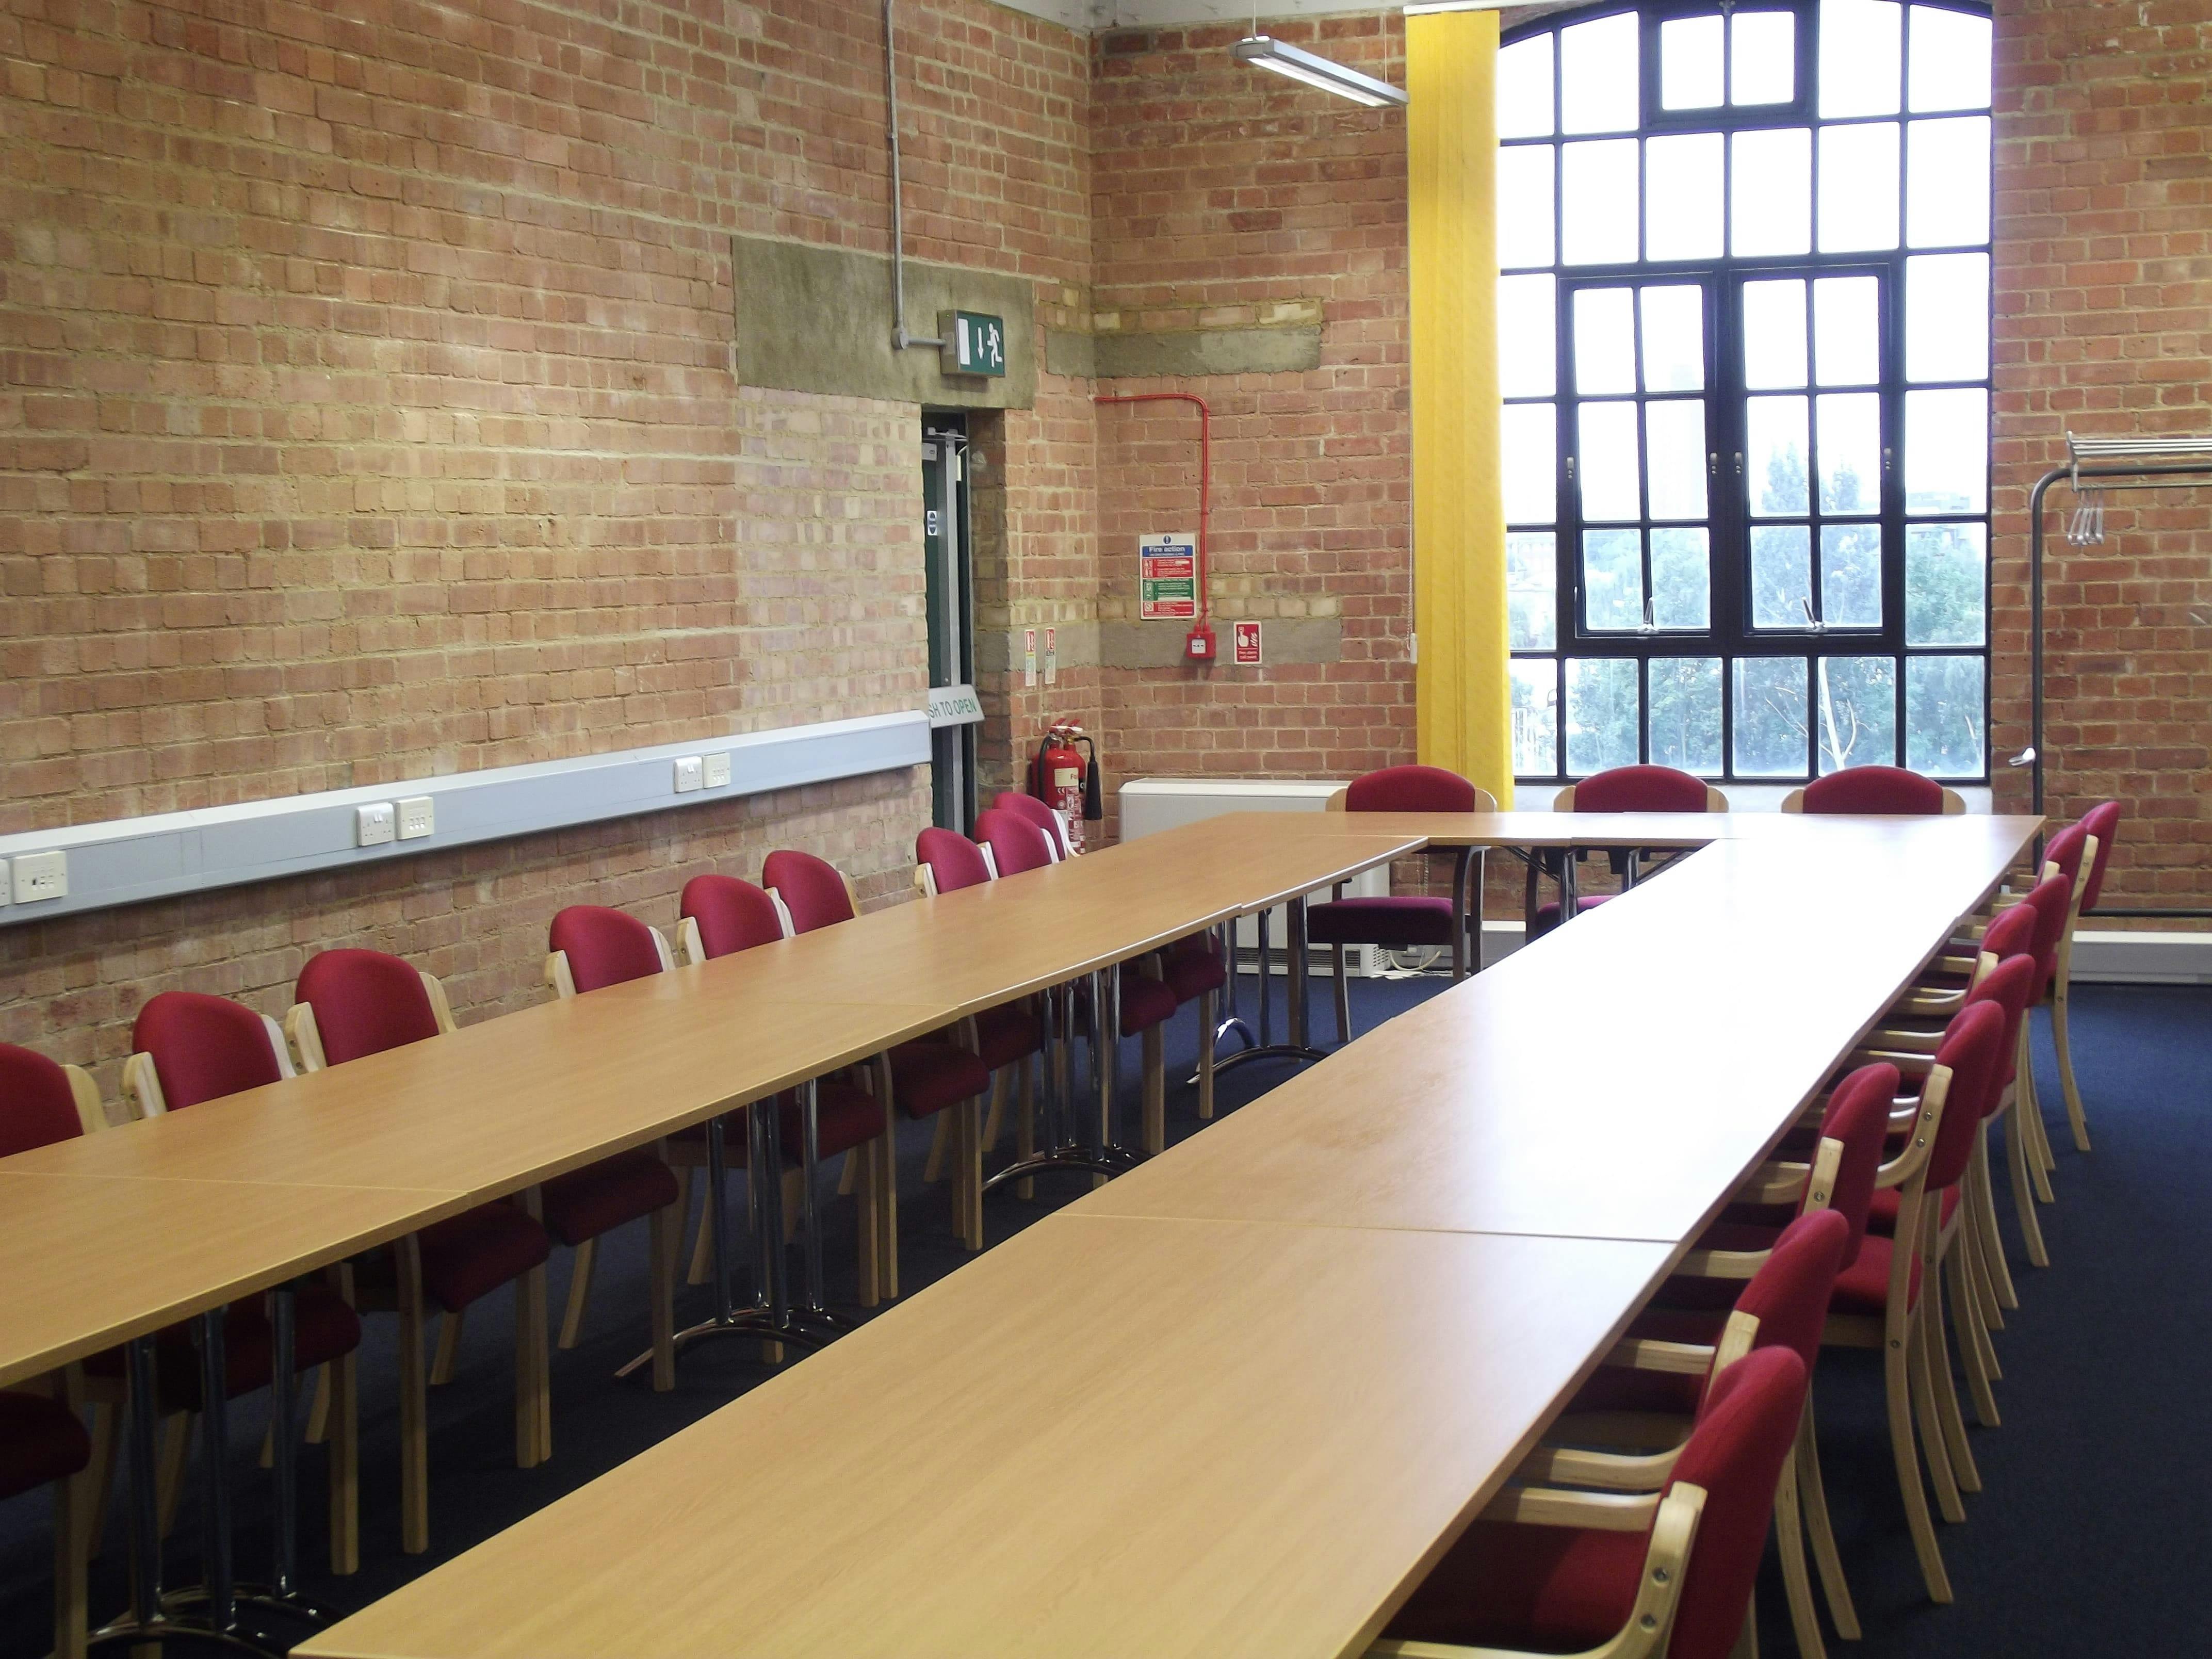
xmin=1232 ymin=36 xmax=1409 ymax=108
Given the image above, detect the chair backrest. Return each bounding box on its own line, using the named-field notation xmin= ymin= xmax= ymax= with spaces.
xmin=989 ymin=792 xmax=1071 ymax=860
xmin=1662 ymin=1347 xmax=1811 ymax=1659
xmin=0 ymin=1042 xmax=94 ymax=1156
xmin=1732 ymin=1209 xmax=1849 ymax=1379
xmin=1924 ymin=1000 xmax=2008 ymax=1191
xmin=1813 ymin=1062 xmax=1895 ymax=1267
xmin=293 ymin=949 xmax=447 ymax=1066
xmin=1980 ymin=896 xmax=2039 ymax=965
xmin=916 ymin=827 xmax=995 ymax=895
xmin=679 ymin=874 xmax=788 ymax=962
xmin=761 ymin=850 xmax=858 ymax=934
xmin=1962 ymin=953 xmax=2038 ymax=1105
xmin=972 ymin=808 xmax=1055 ymax=877
xmin=2019 ymin=870 xmax=2076 ymax=986
xmin=2078 ymin=801 xmax=2123 ymax=911
xmin=1341 ymin=765 xmax=1489 ymax=814
xmin=1793 ymin=765 xmax=1955 ymax=816
xmin=131 ymin=990 xmax=295 ymax=1114
xmin=548 ymin=906 xmax=671 ymax=994
xmin=1561 ymin=765 xmax=1720 ymax=814
xmin=2042 ymin=821 xmax=2090 ymax=893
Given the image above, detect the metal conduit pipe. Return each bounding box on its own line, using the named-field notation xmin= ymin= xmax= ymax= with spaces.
xmin=883 ymin=0 xmax=943 ymax=352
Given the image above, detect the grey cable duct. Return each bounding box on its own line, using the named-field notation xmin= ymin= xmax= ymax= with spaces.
xmin=883 ymin=0 xmax=943 ymax=352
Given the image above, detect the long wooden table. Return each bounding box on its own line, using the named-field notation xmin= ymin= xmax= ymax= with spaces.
xmin=287 ymin=813 xmax=2041 ymax=1659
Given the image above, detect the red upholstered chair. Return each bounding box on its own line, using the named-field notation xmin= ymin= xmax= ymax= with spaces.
xmin=1783 ymin=765 xmax=1966 ymax=815
xmin=1305 ymin=766 xmax=1496 ymax=1043
xmin=1532 ymin=765 xmax=1728 ymax=940
xmin=2049 ymin=801 xmax=2121 ymax=1151
xmin=988 ymin=790 xmax=1075 ymax=860
xmin=537 ymin=908 xmax=685 ymax=1373
xmin=970 ymin=810 xmax=1183 ymax=1156
xmin=120 ymin=992 xmax=365 ymax=1570
xmin=1375 ymin=1346 xmax=1809 ymax=1659
xmin=763 ymin=849 xmax=993 ymax=1301
xmin=675 ymin=873 xmax=891 ymax=1305
xmin=1 ymin=1042 xmax=105 ymax=1659
xmin=1820 ymin=998 xmax=2007 ymax=1605
xmin=286 ymin=949 xmax=555 ymax=1545
xmin=912 ymin=829 xmax=1047 ymax=1233
xmin=1520 ymin=1208 xmax=1851 ymax=1659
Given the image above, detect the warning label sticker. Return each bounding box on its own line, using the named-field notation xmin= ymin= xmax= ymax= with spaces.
xmin=1139 ymin=532 xmax=1197 ymax=621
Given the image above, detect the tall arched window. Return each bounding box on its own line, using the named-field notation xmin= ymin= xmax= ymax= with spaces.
xmin=1498 ymin=0 xmax=1993 ymax=784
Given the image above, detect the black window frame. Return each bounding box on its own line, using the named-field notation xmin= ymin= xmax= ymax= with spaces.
xmin=1500 ymin=0 xmax=1995 ymax=787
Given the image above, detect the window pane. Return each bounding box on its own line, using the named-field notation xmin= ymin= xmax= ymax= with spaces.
xmin=1662 ymin=16 xmax=1724 ymax=110
xmin=1820 ymin=523 xmax=1883 ymax=626
xmin=1651 ymin=528 xmax=1712 ymax=629
xmin=1733 ymin=657 xmax=1811 ymax=775
xmin=1508 ymin=532 xmax=1558 ymax=649
xmin=1905 ymin=253 xmax=1990 ymax=382
xmin=1904 ymin=388 xmax=1987 ymax=514
xmin=1743 ymin=279 xmax=1809 ymax=389
xmin=1730 ymin=128 xmax=1811 ymax=257
xmin=1502 ymin=403 xmax=1558 ymax=525
xmin=1563 ymin=140 xmax=1641 ymax=264
xmin=1747 ymin=396 xmax=1811 ymax=516
xmin=1906 ymin=117 xmax=1992 ymax=247
xmin=1906 ymin=523 xmax=1987 ymax=645
xmin=1908 ymin=6 xmax=1992 ymax=113
xmin=1645 ymin=133 xmax=1725 ymax=263
xmin=1731 ymin=10 xmax=1795 ymax=105
xmin=1511 ymin=658 xmax=1562 ymax=776
xmin=1646 ymin=401 xmax=1709 ymax=520
xmin=1583 ymin=529 xmax=1644 ymax=631
xmin=1578 ymin=401 xmax=1643 ymax=521
xmin=1816 ymin=392 xmax=1881 ymax=515
xmin=1818 ymin=656 xmax=1898 ymax=772
xmin=1650 ymin=657 xmax=1723 ymax=773
xmin=1906 ymin=654 xmax=1985 ymax=774
xmin=1819 ymin=0 xmax=1901 ymax=119
xmin=1817 ymin=122 xmax=1900 ymax=252
xmin=1567 ymin=657 xmax=1641 ymax=776
xmin=1573 ymin=287 xmax=1637 ymax=396
xmin=1812 ymin=275 xmax=1881 ymax=386
xmin=1750 ymin=525 xmax=1812 ymax=627
xmin=1640 ymin=285 xmax=1706 ymax=392
xmin=1560 ymin=12 xmax=1640 ymax=135
xmin=1500 ymin=275 xmax=1559 ymax=399
xmin=1499 ymin=146 xmax=1557 ymax=269
xmin=1499 ymin=34 xmax=1556 ymax=138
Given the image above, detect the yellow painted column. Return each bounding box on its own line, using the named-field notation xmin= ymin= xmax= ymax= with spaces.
xmin=1407 ymin=7 xmax=1512 ymax=806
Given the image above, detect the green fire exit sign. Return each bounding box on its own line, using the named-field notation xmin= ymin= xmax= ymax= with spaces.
xmin=938 ymin=311 xmax=1006 ymax=378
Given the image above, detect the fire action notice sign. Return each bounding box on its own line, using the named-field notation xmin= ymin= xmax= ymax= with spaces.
xmin=1139 ymin=532 xmax=1197 ymax=621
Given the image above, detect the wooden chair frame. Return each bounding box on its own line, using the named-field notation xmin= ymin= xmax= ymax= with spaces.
xmin=285 ymin=971 xmax=551 ymax=1555
xmin=1364 ymin=1483 xmax=1707 ymax=1659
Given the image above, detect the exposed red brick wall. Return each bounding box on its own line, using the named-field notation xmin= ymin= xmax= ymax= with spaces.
xmin=1087 ymin=17 xmax=1414 ymax=842
xmin=1991 ymin=0 xmax=2212 ymax=916
xmin=0 ymin=0 xmax=1093 ymax=1070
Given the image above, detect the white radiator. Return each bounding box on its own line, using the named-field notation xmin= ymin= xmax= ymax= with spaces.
xmin=1116 ymin=777 xmax=1393 ymax=977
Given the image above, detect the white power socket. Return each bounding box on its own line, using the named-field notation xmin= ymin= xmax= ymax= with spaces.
xmin=397 ymin=796 xmax=435 ymax=840
xmin=0 ymin=857 xmax=9 ymax=906
xmin=12 ymin=850 xmax=69 ymax=904
xmin=357 ymin=803 xmax=397 ymax=847
xmin=703 ymin=752 xmax=731 ymax=789
xmin=673 ymin=756 xmax=704 ymax=793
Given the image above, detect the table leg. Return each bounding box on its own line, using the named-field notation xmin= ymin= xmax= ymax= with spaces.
xmin=984 ymin=979 xmax=1133 ymax=1193
xmin=1214 ymin=902 xmax=1329 ymax=1076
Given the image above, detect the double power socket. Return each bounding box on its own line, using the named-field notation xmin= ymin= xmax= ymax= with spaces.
xmin=356 ymin=796 xmax=437 ymax=848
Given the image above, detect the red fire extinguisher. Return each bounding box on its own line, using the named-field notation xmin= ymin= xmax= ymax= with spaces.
xmin=1028 ymin=718 xmax=1102 ymax=854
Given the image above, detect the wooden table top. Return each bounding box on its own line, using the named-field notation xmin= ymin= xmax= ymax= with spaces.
xmin=0 ymin=1172 xmax=464 ymax=1387
xmin=1075 ymin=818 xmax=2039 ymax=1243
xmin=0 ymin=819 xmax=1420 ymax=1384
xmin=296 ymin=1215 xmax=1674 ymax=1659
xmin=1237 ymin=807 xmax=2018 ymax=850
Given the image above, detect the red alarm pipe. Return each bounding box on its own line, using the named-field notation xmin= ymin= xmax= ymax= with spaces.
xmin=1094 ymin=392 xmax=1210 ymax=623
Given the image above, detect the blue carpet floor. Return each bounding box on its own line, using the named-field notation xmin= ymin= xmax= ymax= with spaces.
xmin=1 ymin=972 xmax=2204 ymax=1655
